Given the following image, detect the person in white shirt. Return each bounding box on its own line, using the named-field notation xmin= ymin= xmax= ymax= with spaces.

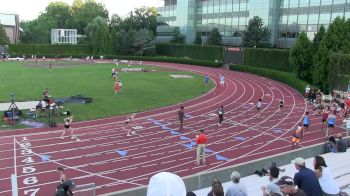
xmin=257 ymin=98 xmax=263 ymax=117
xmin=313 ymin=155 xmax=340 ymax=195
xmin=225 ymin=171 xmax=247 ymax=196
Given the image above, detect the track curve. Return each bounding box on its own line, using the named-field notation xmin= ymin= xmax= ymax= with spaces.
xmin=0 ymin=62 xmax=344 ymax=195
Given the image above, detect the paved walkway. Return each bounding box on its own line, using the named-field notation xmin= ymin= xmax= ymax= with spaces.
xmin=0 ymin=101 xmax=38 ymax=112
xmin=194 ymin=149 xmax=350 ymax=195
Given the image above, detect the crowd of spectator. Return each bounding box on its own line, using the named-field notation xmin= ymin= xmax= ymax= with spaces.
xmin=145 ymin=154 xmax=349 ymax=196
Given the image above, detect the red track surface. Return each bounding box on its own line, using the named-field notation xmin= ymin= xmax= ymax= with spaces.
xmin=0 ymin=62 xmax=345 ymax=196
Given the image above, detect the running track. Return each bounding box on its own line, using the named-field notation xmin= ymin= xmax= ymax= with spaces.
xmin=0 ymin=62 xmax=345 ymax=196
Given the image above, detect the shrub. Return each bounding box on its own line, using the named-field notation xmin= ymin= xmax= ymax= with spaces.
xmin=9 ymin=44 xmax=93 ymax=56
xmin=328 ymin=53 xmax=350 ymax=91
xmin=244 ymin=48 xmax=292 ymax=72
xmin=156 ymin=43 xmax=223 ymax=61
xmin=229 ymin=64 xmax=308 ymax=94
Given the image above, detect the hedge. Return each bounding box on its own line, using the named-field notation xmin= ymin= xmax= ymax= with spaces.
xmin=7 ymin=53 xmax=222 ymax=68
xmin=229 ymin=64 xmax=307 ymax=94
xmin=107 ymin=55 xmax=223 ymax=68
xmin=244 ymin=48 xmax=292 ymax=72
xmin=9 ymin=44 xmax=93 ymax=56
xmin=328 ymin=53 xmax=350 ymax=91
xmin=156 ymin=43 xmax=224 ymax=62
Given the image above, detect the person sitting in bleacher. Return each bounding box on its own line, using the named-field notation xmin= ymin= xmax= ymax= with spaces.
xmin=337 ymin=134 xmax=348 ymax=153
xmin=313 ymin=155 xmax=341 ymax=196
xmin=326 ymin=136 xmax=338 ymax=153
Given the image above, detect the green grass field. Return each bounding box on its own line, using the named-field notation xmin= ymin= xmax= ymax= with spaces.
xmin=0 ymin=61 xmax=214 ymax=129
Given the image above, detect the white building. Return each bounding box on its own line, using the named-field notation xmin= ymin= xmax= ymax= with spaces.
xmin=51 ymin=29 xmax=78 ymax=45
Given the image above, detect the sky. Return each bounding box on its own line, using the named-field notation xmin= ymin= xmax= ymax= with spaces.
xmin=0 ymin=0 xmax=163 ymax=21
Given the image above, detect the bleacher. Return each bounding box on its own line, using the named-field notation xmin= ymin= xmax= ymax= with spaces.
xmin=193 ymin=149 xmax=350 ymax=196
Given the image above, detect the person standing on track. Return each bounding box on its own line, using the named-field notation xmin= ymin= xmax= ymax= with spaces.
xmin=218 ymin=105 xmax=224 ymax=126
xmin=292 ymin=124 xmax=303 ymax=149
xmin=178 ymin=106 xmax=185 ymax=132
xmin=196 ymin=129 xmax=207 ymax=165
xmin=278 ymin=100 xmax=284 ymax=114
xmin=126 ymin=113 xmax=136 ymax=136
xmin=219 ymin=74 xmax=225 ymax=87
xmin=118 ymin=79 xmax=123 ymax=92
xmin=303 ymin=112 xmax=309 ymax=133
xmin=326 ymin=113 xmax=336 ymax=137
xmin=60 ymin=117 xmax=74 ymax=140
xmin=257 ymin=98 xmax=263 ymax=117
xmin=321 ymin=106 xmax=330 ymax=131
xmin=57 ymin=166 xmax=67 ymax=184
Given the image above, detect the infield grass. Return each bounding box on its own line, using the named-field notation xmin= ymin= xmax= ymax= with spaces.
xmin=0 ymin=61 xmax=214 ymax=129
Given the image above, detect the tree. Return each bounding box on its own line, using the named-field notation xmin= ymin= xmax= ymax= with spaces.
xmin=71 ymin=0 xmax=109 ymax=34
xmin=312 ymin=17 xmax=349 ymax=93
xmin=0 ymin=24 xmax=10 ymax=45
xmin=20 ymin=14 xmax=55 ymax=44
xmin=289 ymin=32 xmax=313 ymax=82
xmin=132 ymin=28 xmax=156 ymax=56
xmin=45 ymin=1 xmax=72 ymax=28
xmin=242 ymin=16 xmax=271 ymax=48
xmin=207 ymin=28 xmax=222 ymax=45
xmin=114 ymin=29 xmax=130 ymax=55
xmin=85 ymin=16 xmax=110 ymax=54
xmin=170 ymin=27 xmax=185 ymax=44
xmin=194 ymin=32 xmax=202 ymax=45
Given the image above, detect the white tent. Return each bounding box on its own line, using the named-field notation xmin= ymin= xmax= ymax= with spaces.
xmin=147 ymin=172 xmax=186 ymax=196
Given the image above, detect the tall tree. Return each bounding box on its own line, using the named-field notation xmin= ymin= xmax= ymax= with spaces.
xmin=242 ymin=16 xmax=271 ymax=48
xmin=194 ymin=32 xmax=202 ymax=45
xmin=85 ymin=16 xmax=110 ymax=54
xmin=71 ymin=0 xmax=109 ymax=34
xmin=312 ymin=17 xmax=349 ymax=93
xmin=45 ymin=1 xmax=72 ymax=28
xmin=207 ymin=28 xmax=222 ymax=45
xmin=170 ymin=27 xmax=185 ymax=44
xmin=114 ymin=29 xmax=130 ymax=55
xmin=0 ymin=24 xmax=10 ymax=45
xmin=289 ymin=32 xmax=313 ymax=82
xmin=132 ymin=28 xmax=156 ymax=56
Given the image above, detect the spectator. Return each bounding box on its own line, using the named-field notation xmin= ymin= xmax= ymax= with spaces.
xmin=225 ymin=171 xmax=247 ymax=196
xmin=337 ymin=134 xmax=348 ymax=152
xmin=187 ymin=191 xmax=196 ymax=196
xmin=292 ymin=157 xmax=322 ymax=196
xmin=313 ymin=155 xmax=340 ymax=195
xmin=262 ymin=166 xmax=283 ymax=196
xmin=196 ymin=129 xmax=207 ymax=165
xmin=212 ymin=183 xmax=224 ymax=196
xmin=208 ymin=179 xmax=222 ymax=196
xmin=147 ymin=172 xmax=186 ymax=196
xmin=326 ymin=136 xmax=338 ymax=153
xmin=276 ymin=176 xmax=306 ymax=196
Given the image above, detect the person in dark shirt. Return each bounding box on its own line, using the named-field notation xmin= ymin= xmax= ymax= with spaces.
xmin=292 ymin=157 xmax=322 ymax=196
xmin=276 ymin=176 xmax=306 ymax=196
xmin=178 ymin=106 xmax=185 ymax=132
xmin=337 ymin=134 xmax=348 ymax=152
xmin=217 ymin=106 xmax=224 ymax=126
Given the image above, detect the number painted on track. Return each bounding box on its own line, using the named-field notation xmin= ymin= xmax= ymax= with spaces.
xmin=24 ymin=188 xmax=40 ymax=196
xmin=20 ymin=149 xmax=33 ymax=156
xmin=21 ymin=157 xmax=35 ymax=164
xmin=23 ymin=166 xmax=36 ymax=174
xmin=23 ymin=176 xmax=38 ymax=185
